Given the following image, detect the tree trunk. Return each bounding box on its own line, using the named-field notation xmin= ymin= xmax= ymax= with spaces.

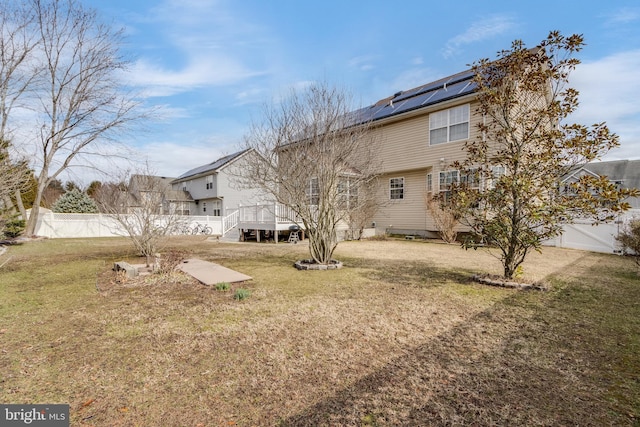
xmin=14 ymin=189 xmax=26 ymax=219
xmin=24 ymin=180 xmax=47 ymax=236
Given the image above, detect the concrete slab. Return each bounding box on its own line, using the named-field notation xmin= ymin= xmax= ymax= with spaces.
xmin=177 ymin=258 xmax=252 ymax=286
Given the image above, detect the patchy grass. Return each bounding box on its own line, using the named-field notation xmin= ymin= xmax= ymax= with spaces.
xmin=0 ymin=237 xmax=638 ymax=426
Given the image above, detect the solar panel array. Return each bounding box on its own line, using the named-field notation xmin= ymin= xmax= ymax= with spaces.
xmin=353 ymin=69 xmax=477 ymax=125
xmin=175 ymin=149 xmax=250 ymax=180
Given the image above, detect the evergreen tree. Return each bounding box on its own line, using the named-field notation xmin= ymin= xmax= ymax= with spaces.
xmin=51 ymin=188 xmax=98 ymax=213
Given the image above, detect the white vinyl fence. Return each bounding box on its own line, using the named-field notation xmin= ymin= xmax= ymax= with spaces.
xmin=544 ymin=209 xmax=640 ymax=254
xmin=33 ymin=212 xmax=224 ymax=239
xmin=31 ymin=209 xmax=640 ymax=254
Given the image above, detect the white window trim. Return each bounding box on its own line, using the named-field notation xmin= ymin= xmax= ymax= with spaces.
xmin=438 ymin=170 xmax=459 ymax=192
xmin=429 ymin=104 xmax=470 ymax=145
xmin=307 ymin=177 xmax=319 ymax=206
xmin=389 ymin=177 xmax=404 ymax=200
xmin=338 ymin=177 xmax=358 ymax=209
xmin=211 ymin=199 xmax=222 ymax=216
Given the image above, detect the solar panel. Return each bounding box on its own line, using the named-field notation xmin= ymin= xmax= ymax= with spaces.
xmin=347 ymin=69 xmax=478 ymax=125
xmin=392 ymin=69 xmax=475 ymax=103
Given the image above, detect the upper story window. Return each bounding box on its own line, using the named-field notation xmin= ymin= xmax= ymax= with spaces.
xmin=390 ymin=177 xmax=404 ymax=200
xmin=429 ymin=104 xmax=470 ymax=145
xmin=206 ymin=175 xmax=214 ymax=190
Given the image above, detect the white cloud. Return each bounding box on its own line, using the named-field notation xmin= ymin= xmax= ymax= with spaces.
xmin=127 ymin=57 xmax=262 ymax=98
xmin=571 ymin=49 xmax=640 ymax=159
xmin=348 ymin=55 xmax=379 ymax=71
xmin=442 ymin=14 xmax=516 ymax=58
xmin=120 ymin=0 xmax=271 ymax=97
xmin=604 ymin=7 xmax=640 ymax=26
xmin=235 ymin=87 xmax=270 ymax=106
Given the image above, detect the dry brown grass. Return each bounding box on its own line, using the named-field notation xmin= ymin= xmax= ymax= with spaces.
xmin=0 ymin=237 xmax=638 ymax=426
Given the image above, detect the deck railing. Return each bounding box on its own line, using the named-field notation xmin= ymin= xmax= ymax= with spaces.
xmin=223 ymin=210 xmax=239 ymax=234
xmin=238 ymin=203 xmax=302 ymax=226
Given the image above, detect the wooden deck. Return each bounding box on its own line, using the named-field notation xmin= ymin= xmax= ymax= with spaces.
xmin=236 ymin=204 xmax=305 ymax=243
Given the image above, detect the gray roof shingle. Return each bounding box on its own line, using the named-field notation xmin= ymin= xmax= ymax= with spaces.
xmin=174 ymin=149 xmax=250 ymax=181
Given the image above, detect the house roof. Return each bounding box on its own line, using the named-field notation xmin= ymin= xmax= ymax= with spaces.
xmin=174 ymin=149 xmax=250 ymax=181
xmin=128 ymin=175 xmax=189 ymax=205
xmin=351 ymin=68 xmax=476 ymax=125
xmin=577 ymin=159 xmax=640 ymax=190
xmin=130 ymin=175 xmax=175 ymax=192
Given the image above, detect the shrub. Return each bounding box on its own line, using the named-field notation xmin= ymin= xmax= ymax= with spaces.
xmin=2 ymin=217 xmax=25 ymax=239
xmin=233 ymin=288 xmax=251 ymax=301
xmin=215 ymin=282 xmax=230 ymax=291
xmin=367 ymin=232 xmax=388 ymax=241
xmin=617 ymin=218 xmax=640 ymax=275
xmin=425 ymin=193 xmax=459 ymax=244
xmin=155 ymin=250 xmax=185 ymax=275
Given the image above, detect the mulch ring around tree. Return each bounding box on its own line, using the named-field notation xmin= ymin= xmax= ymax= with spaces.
xmin=472 ymin=274 xmax=548 ymax=291
xmin=294 ymin=259 xmax=343 ymax=270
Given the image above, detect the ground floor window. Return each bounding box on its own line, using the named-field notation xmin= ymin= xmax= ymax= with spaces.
xmin=390 ymin=177 xmax=404 ymax=200
xmin=439 ymin=170 xmax=459 ymax=202
xmin=211 ymin=199 xmax=222 ymax=216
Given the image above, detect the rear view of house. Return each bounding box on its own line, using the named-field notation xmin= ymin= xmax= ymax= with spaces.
xmin=171 ymin=149 xmax=264 ymax=217
xmin=355 ymin=69 xmax=480 ymax=237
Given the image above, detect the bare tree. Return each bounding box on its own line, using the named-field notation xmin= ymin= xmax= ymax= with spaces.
xmin=240 ymin=82 xmax=381 ymax=265
xmin=95 ymin=170 xmax=185 ymax=266
xmin=9 ymin=0 xmax=143 ymax=235
xmin=0 ymin=2 xmax=39 ymax=216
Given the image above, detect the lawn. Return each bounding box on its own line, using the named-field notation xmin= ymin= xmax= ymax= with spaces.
xmin=0 ymin=236 xmax=638 ymax=426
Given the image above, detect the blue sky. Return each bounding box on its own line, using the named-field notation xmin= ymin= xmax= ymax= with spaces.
xmin=84 ymin=0 xmax=640 ymax=180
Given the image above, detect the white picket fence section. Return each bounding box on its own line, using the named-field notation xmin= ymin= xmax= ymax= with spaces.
xmin=33 ymin=212 xmax=226 ymax=239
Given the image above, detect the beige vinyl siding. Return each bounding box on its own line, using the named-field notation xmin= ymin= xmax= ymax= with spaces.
xmin=369 ymin=99 xmax=485 ymax=234
xmin=374 ymin=99 xmax=483 ymax=175
xmin=373 ymin=169 xmax=430 ymax=231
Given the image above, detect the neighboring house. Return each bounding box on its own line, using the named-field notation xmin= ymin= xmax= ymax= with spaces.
xmin=563 ymin=159 xmax=640 ymax=209
xmin=347 ymin=69 xmax=481 ymax=237
xmin=171 ymin=149 xmax=264 ymax=216
xmin=127 ymin=175 xmax=193 ymax=215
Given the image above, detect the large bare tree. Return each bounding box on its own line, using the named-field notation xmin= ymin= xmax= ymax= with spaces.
xmin=240 ymin=83 xmax=381 ymax=265
xmin=5 ymin=0 xmax=142 ymax=235
xmin=452 ymin=31 xmax=638 ymax=279
xmin=0 ymin=2 xmax=38 ymax=217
